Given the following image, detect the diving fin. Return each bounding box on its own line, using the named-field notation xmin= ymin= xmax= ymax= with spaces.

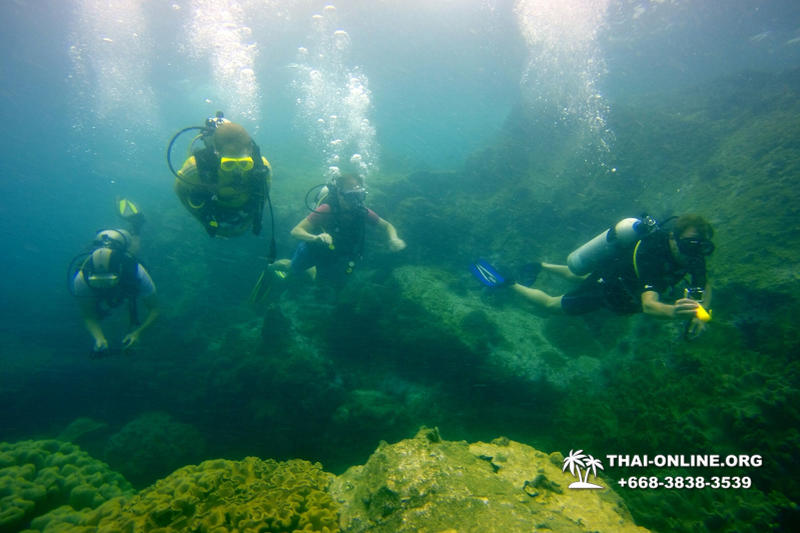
xmin=116 ymin=197 xmax=140 ymax=219
xmin=116 ymin=197 xmax=145 ymax=233
xmin=470 ymin=259 xmax=509 ymax=288
xmin=248 ymin=267 xmax=287 ymax=305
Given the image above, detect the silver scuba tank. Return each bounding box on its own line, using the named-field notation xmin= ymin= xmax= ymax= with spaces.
xmin=566 ymin=218 xmax=647 ymax=276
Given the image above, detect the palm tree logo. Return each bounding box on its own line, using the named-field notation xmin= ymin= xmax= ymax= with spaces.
xmin=562 ymin=449 xmax=604 ymax=489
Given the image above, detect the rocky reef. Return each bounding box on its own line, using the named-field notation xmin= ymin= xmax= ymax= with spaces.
xmin=332 ymin=427 xmax=648 ymax=533
xmin=102 ymin=411 xmax=207 ymax=488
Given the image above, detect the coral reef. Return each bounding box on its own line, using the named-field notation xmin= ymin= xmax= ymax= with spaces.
xmin=55 ymin=418 xmax=110 ymax=460
xmin=13 ymin=429 xmax=654 ymax=533
xmin=30 ymin=456 xmax=339 ymax=533
xmin=331 ymin=427 xmax=649 ymax=533
xmin=0 ymin=439 xmax=132 ymax=533
xmin=103 ymin=411 xmax=207 ymax=488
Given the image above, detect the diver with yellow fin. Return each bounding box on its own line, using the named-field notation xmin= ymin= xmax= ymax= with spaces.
xmin=68 ymin=198 xmax=159 ymax=358
xmin=471 ymin=214 xmax=714 ymax=339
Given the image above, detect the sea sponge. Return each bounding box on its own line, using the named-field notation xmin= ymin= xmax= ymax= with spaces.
xmin=70 ymin=457 xmax=339 ymax=532
xmin=0 ymin=439 xmax=132 ymax=533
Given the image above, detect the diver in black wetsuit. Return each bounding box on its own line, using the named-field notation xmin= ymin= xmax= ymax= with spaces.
xmin=503 ymin=214 xmax=714 ymax=337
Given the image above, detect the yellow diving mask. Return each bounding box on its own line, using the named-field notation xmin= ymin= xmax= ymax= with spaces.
xmin=219 ymin=156 xmax=254 ymax=172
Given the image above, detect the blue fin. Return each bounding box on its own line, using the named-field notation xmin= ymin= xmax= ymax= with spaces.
xmin=470 ymin=259 xmax=506 ymax=287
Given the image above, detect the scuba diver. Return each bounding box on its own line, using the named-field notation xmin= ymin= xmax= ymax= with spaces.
xmin=168 ymin=112 xmax=274 ymax=242
xmin=471 ymin=214 xmax=714 ymax=338
xmin=252 ymin=173 xmax=405 ymax=301
xmin=68 ymin=198 xmax=159 ymax=358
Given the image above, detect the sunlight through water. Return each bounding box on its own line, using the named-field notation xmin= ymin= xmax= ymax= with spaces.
xmin=515 ymin=0 xmax=614 ymax=155
xmin=68 ymin=0 xmax=156 ymax=135
xmin=186 ymin=0 xmax=262 ymax=126
xmin=291 ymin=4 xmax=378 ymax=182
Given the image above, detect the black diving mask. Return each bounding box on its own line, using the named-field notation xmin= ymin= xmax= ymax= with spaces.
xmin=678 ymin=237 xmax=715 ymax=257
xmin=341 ymin=187 xmax=366 ymax=205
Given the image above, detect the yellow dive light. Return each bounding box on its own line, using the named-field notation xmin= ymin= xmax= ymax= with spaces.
xmin=695 ymin=305 xmax=712 ymax=322
xmin=684 ymin=288 xmax=711 ymax=322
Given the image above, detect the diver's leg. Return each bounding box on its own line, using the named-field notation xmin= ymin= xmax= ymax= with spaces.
xmin=511 ymin=283 xmax=564 ymax=313
xmin=270 ymin=259 xmax=292 ymax=272
xmin=542 ymin=262 xmax=586 ymax=282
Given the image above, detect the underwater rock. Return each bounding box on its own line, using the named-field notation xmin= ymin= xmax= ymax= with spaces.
xmin=57 ymin=417 xmax=109 ymax=444
xmin=55 ymin=417 xmax=111 ymax=459
xmin=331 ymin=426 xmax=649 ymax=533
xmin=388 ymin=264 xmax=606 ymax=389
xmin=0 ymin=439 xmax=132 ymax=533
xmin=103 ymin=411 xmax=207 ymax=488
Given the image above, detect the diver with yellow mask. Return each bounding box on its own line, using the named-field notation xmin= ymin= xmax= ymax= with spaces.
xmin=169 ymin=113 xmax=274 ymax=246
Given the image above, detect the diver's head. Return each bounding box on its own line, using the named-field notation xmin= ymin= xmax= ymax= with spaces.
xmin=213 ymin=122 xmax=254 ymax=173
xmin=94 ymin=229 xmax=131 ymax=251
xmin=671 ymin=214 xmax=714 ymax=262
xmin=85 ymin=247 xmax=123 ymax=289
xmin=335 ymin=173 xmax=367 ymax=210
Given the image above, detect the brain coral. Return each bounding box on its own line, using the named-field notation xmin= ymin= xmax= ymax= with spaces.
xmin=60 ymin=456 xmax=340 ymax=532
xmin=0 ymin=439 xmax=133 ymax=533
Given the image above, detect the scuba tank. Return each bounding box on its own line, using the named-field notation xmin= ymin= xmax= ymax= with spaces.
xmin=567 ymin=217 xmax=655 ymax=276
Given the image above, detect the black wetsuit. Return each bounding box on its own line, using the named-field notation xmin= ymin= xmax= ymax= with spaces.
xmin=561 ymin=231 xmax=707 ymax=315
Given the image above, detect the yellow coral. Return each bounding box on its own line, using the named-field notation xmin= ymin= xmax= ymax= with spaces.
xmin=0 ymin=440 xmax=132 ymax=533
xmin=59 ymin=457 xmax=342 ymax=532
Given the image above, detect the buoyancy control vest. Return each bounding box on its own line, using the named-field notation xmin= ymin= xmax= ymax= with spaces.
xmin=193 ymin=142 xmax=270 ymax=234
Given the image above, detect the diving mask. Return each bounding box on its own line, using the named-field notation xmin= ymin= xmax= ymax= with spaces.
xmin=677 ymin=237 xmax=714 ymax=257
xmin=85 ymin=248 xmax=121 ymax=289
xmin=341 ymin=186 xmax=366 ymax=205
xmin=86 ymin=272 xmax=121 ymax=289
xmin=219 ymin=156 xmax=254 ymax=172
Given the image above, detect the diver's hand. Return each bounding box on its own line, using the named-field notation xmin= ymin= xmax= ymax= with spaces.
xmin=686 ymin=317 xmax=708 ymax=340
xmin=121 ymin=331 xmax=140 ymax=350
xmin=673 ymin=298 xmax=701 ymax=319
xmin=388 ymin=237 xmax=406 ymax=252
xmin=91 ymin=338 xmax=110 ymax=359
xmin=315 ymin=233 xmax=334 ymax=247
